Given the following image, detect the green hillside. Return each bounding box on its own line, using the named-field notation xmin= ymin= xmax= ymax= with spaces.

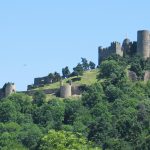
xmin=34 ymin=69 xmax=98 ymax=91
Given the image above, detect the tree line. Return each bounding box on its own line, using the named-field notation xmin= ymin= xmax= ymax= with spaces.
xmin=0 ymin=54 xmax=150 ymax=149
xmin=47 ymin=58 xmax=96 ymax=84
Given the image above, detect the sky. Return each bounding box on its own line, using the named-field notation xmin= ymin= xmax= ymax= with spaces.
xmin=0 ymin=0 xmax=150 ymax=91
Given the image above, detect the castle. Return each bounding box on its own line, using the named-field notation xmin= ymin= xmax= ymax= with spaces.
xmin=98 ymin=30 xmax=150 ymax=64
xmin=0 ymin=30 xmax=149 ymax=99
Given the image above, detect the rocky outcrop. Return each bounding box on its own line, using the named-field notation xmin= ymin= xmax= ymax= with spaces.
xmin=127 ymin=71 xmax=138 ymax=81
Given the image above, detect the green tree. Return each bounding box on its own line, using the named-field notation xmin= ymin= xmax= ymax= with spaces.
xmin=39 ymin=130 xmax=101 ymax=150
xmin=97 ymin=60 xmax=126 ymax=85
xmin=81 ymin=57 xmax=89 ymax=71
xmin=64 ymin=99 xmax=83 ymax=124
xmin=32 ymin=99 xmax=65 ymax=129
xmin=89 ymin=61 xmax=96 ymax=70
xmin=33 ymin=91 xmax=46 ymax=107
xmin=0 ymin=99 xmax=17 ymax=122
xmin=62 ymin=66 xmax=70 ymax=78
xmin=48 ymin=73 xmax=54 ymax=83
xmin=0 ymin=132 xmax=27 ymax=150
xmin=73 ymin=63 xmax=84 ymax=76
xmin=105 ymin=84 xmax=123 ymax=102
xmin=19 ymin=123 xmax=42 ymax=150
xmin=53 ymin=72 xmax=61 ymax=82
xmin=129 ymin=55 xmax=146 ymax=78
xmin=0 ymin=122 xmax=26 ymax=150
xmin=82 ymin=82 xmax=105 ymax=108
xmin=8 ymin=93 xmax=32 ymax=114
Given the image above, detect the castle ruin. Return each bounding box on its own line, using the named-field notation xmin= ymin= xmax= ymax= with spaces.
xmin=98 ymin=30 xmax=150 ymax=65
xmin=0 ymin=82 xmax=16 ymax=99
xmin=98 ymin=42 xmax=123 ymax=64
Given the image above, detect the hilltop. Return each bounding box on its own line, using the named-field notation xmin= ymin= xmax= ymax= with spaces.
xmin=26 ymin=69 xmax=98 ymax=100
xmin=33 ymin=69 xmax=98 ymax=91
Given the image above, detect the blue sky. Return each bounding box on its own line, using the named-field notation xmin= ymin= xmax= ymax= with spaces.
xmin=0 ymin=0 xmax=150 ymax=91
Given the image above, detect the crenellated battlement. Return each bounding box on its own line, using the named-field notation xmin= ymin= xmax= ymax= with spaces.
xmin=98 ymin=41 xmax=123 ymax=64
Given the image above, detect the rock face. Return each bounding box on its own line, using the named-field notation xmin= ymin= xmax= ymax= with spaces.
xmin=127 ymin=71 xmax=138 ymax=81
xmin=144 ymin=71 xmax=150 ymax=82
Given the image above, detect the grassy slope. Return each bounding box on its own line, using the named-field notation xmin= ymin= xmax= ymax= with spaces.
xmin=31 ymin=69 xmax=98 ymax=100
xmin=34 ymin=69 xmax=98 ymax=91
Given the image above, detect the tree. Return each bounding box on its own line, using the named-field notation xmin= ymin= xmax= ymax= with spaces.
xmin=48 ymin=73 xmax=54 ymax=83
xmin=129 ymin=55 xmax=146 ymax=78
xmin=0 ymin=100 xmax=17 ymax=122
xmin=73 ymin=63 xmax=84 ymax=76
xmin=33 ymin=91 xmax=46 ymax=107
xmin=105 ymin=84 xmax=123 ymax=102
xmin=97 ymin=60 xmax=126 ymax=85
xmin=64 ymin=99 xmax=83 ymax=124
xmin=62 ymin=66 xmax=70 ymax=78
xmin=81 ymin=57 xmax=89 ymax=71
xmin=39 ymin=130 xmax=101 ymax=150
xmin=32 ymin=99 xmax=65 ymax=129
xmin=0 ymin=122 xmax=27 ymax=150
xmin=88 ymin=111 xmax=112 ymax=146
xmin=89 ymin=61 xmax=96 ymax=70
xmin=53 ymin=72 xmax=61 ymax=82
xmin=19 ymin=123 xmax=42 ymax=149
xmin=8 ymin=93 xmax=33 ymax=114
xmin=0 ymin=132 xmax=27 ymax=150
xmin=82 ymin=82 xmax=105 ymax=108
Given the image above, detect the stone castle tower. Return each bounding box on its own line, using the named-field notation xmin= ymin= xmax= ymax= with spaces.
xmin=5 ymin=82 xmax=16 ymax=97
xmin=137 ymin=30 xmax=150 ymax=59
xmin=0 ymin=82 xmax=16 ymax=99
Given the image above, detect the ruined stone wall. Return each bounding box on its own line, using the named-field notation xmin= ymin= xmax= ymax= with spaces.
xmin=22 ymin=88 xmax=59 ymax=96
xmin=28 ymin=76 xmax=53 ymax=89
xmin=71 ymin=85 xmax=81 ymax=95
xmin=34 ymin=76 xmax=49 ymax=86
xmin=98 ymin=42 xmax=122 ymax=65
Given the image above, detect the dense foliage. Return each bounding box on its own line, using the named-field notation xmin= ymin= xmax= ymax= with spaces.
xmin=0 ymin=54 xmax=150 ymax=149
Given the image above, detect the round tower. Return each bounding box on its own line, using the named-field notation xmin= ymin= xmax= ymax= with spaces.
xmin=137 ymin=30 xmax=150 ymax=59
xmin=60 ymin=84 xmax=71 ymax=98
xmin=5 ymin=83 xmax=16 ymax=97
xmin=122 ymin=38 xmax=131 ymax=56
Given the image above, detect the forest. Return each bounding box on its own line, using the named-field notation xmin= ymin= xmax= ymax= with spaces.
xmin=0 ymin=54 xmax=150 ymax=150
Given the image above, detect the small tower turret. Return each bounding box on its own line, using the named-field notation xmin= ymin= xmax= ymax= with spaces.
xmin=5 ymin=82 xmax=16 ymax=97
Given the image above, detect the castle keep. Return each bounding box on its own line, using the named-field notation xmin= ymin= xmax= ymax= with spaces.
xmin=98 ymin=30 xmax=150 ymax=64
